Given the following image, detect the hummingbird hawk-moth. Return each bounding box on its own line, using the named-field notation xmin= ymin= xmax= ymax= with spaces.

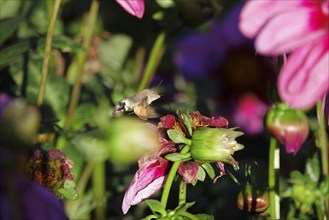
xmin=111 ymin=89 xmax=161 ymax=120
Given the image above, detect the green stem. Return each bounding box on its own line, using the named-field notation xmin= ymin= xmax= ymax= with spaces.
xmin=65 ymin=162 xmax=94 ymax=219
xmin=37 ymin=0 xmax=61 ymax=107
xmin=178 ymin=179 xmax=186 ymax=205
xmin=316 ymin=100 xmax=329 ymax=176
xmin=137 ymin=32 xmax=166 ymax=92
xmin=316 ymin=100 xmax=329 ymax=218
xmin=64 ymin=0 xmax=99 ymax=129
xmin=160 ymin=145 xmax=190 ymax=209
xmin=92 ymin=161 xmax=106 ymax=220
xmin=268 ymin=137 xmax=280 ymax=219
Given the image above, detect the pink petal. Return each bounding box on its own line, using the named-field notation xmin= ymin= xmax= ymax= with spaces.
xmin=122 ymin=158 xmax=168 ymax=214
xmin=239 ymin=0 xmax=301 ymax=38
xmin=255 ymin=7 xmax=328 ymax=55
xmin=116 ymin=0 xmax=144 ymax=19
xmin=130 ymin=176 xmax=166 ymax=205
xmin=278 ymin=38 xmax=329 ymax=109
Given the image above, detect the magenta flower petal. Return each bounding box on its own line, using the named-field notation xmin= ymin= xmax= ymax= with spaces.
xmin=278 ymin=39 xmax=329 ymax=109
xmin=255 ymin=8 xmax=328 ymax=55
xmin=122 ymin=158 xmax=168 ymax=214
xmin=239 ymin=0 xmax=301 ymax=38
xmin=116 ymin=0 xmax=144 ymax=19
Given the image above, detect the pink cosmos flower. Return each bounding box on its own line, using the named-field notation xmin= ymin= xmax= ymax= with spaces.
xmin=116 ymin=0 xmax=145 ymax=19
xmin=239 ymin=0 xmax=329 ymax=109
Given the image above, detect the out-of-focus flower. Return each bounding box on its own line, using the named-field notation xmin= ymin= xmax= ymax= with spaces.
xmin=115 ymin=0 xmax=144 ymax=19
xmin=237 ymin=185 xmax=269 ymax=214
xmin=190 ymin=127 xmax=244 ymax=169
xmin=107 ymin=117 xmax=160 ymax=165
xmin=122 ymin=152 xmax=171 ymax=214
xmin=173 ymin=3 xmax=273 ymax=135
xmin=239 ymin=0 xmax=329 ymax=109
xmin=266 ymin=104 xmax=309 ymax=155
xmin=27 ymin=149 xmax=75 ymax=198
xmin=233 ymin=93 xmax=269 ymax=135
xmin=0 ymin=177 xmax=69 ymax=220
xmin=0 ymin=93 xmax=40 ymax=149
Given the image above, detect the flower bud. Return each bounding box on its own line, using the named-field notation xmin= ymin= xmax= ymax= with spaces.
xmin=107 ymin=117 xmax=159 ymax=165
xmin=237 ymin=185 xmax=269 ymax=214
xmin=0 ymin=97 xmax=40 ymax=149
xmin=266 ymin=104 xmax=309 ymax=155
xmin=190 ymin=127 xmax=244 ymax=169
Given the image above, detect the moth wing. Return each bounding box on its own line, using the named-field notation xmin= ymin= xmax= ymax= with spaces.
xmin=145 ymin=106 xmax=160 ymax=119
xmin=134 ymin=104 xmax=148 ymax=120
xmin=133 ymin=97 xmax=160 ymax=120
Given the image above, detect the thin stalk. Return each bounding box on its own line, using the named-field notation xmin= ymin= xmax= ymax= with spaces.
xmin=37 ymin=0 xmax=61 ymax=107
xmin=316 ymin=100 xmax=329 ymax=218
xmin=92 ymin=161 xmax=106 ymax=220
xmin=65 ymin=162 xmax=94 ymax=219
xmin=317 ymin=100 xmax=328 ymax=176
xmin=268 ymin=137 xmax=280 ymax=219
xmin=64 ymin=0 xmax=99 ymax=129
xmin=160 ymin=145 xmax=190 ymax=208
xmin=137 ymin=32 xmax=166 ymax=92
xmin=178 ymin=179 xmax=186 ymax=205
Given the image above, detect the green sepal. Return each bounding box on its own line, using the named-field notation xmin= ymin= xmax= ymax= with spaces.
xmin=165 ymin=152 xmax=191 ymax=162
xmin=180 ymin=112 xmax=193 ymax=136
xmin=201 ymin=163 xmax=215 ymax=180
xmin=167 ymin=129 xmax=191 ymax=145
xmin=196 ymin=166 xmax=206 ymax=182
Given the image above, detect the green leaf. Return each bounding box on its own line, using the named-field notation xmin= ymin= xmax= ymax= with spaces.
xmin=289 ymin=171 xmax=306 ymax=184
xmin=180 ymin=112 xmax=193 ymax=136
xmin=99 ymin=34 xmax=132 ymax=72
xmin=0 ymin=16 xmax=24 ymax=46
xmin=196 ymin=165 xmax=206 ymax=182
xmin=57 ymin=187 xmax=79 ymax=200
xmin=201 ymin=163 xmax=215 ymax=180
xmin=196 ymin=214 xmax=215 ymax=220
xmin=167 ymin=129 xmax=191 ymax=145
xmin=142 ymin=214 xmax=158 ymax=220
xmin=145 ymin=199 xmax=167 ymax=216
xmin=173 ymin=202 xmax=195 ymax=214
xmin=0 ymin=40 xmax=30 ymax=69
xmin=305 ymin=154 xmax=320 ymax=183
xmin=319 ymin=176 xmax=329 ymax=195
xmin=164 ymin=152 xmax=191 ymax=162
xmin=0 ymin=0 xmax=21 ymax=19
xmin=72 ymin=135 xmax=109 ymax=162
xmin=62 ymin=180 xmax=76 ymax=189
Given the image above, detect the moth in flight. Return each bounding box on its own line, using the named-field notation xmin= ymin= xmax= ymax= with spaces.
xmin=111 ymin=89 xmax=160 ymax=120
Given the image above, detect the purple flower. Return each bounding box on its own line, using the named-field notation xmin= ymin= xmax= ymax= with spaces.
xmin=0 ymin=176 xmax=68 ymax=220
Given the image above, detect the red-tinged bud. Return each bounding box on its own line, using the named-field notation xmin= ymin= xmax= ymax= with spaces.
xmin=237 ymin=185 xmax=269 ymax=214
xmin=266 ymin=103 xmax=309 ymax=155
